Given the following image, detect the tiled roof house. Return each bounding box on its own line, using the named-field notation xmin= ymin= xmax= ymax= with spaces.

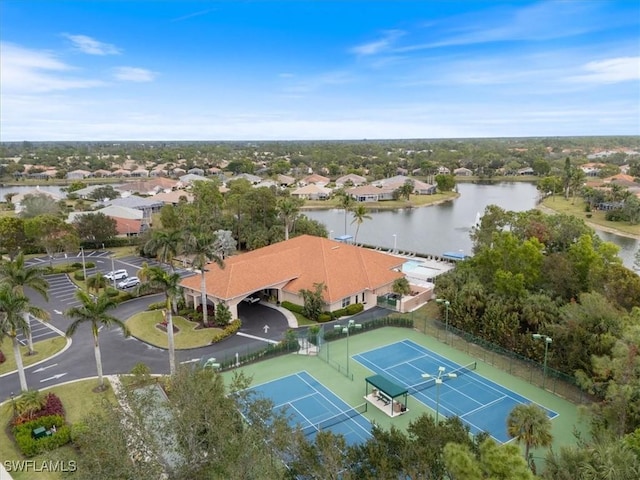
xmin=180 ymin=235 xmax=404 ymax=319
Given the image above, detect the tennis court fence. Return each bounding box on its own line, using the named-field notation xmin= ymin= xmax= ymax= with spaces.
xmin=301 ymin=402 xmax=368 ymax=437
xmin=411 ymin=315 xmax=594 ymax=404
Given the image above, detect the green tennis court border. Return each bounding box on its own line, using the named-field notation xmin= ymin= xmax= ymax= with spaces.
xmin=222 ymin=326 xmax=588 ymax=462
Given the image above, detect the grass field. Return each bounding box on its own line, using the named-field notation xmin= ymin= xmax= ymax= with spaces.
xmin=541 ymin=196 xmax=640 ymax=238
xmin=0 ymin=379 xmax=116 ymax=480
xmin=0 ymin=337 xmax=67 ymax=375
xmin=126 ymin=310 xmax=221 ymax=349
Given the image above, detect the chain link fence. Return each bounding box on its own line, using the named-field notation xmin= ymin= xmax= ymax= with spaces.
xmin=418 ymin=316 xmax=593 ymax=405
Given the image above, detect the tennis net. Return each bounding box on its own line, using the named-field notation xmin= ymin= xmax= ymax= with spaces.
xmin=301 ymin=402 xmax=368 ymax=436
xmin=407 ymin=361 xmax=477 ymax=395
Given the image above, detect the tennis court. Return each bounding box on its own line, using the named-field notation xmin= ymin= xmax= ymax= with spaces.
xmin=250 ymin=371 xmax=372 ymax=445
xmin=353 ymin=339 xmax=558 ymax=443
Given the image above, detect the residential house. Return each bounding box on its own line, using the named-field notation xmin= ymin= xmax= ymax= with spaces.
xmin=517 ymin=167 xmax=535 ymax=176
xmin=93 ymin=169 xmax=113 ymax=177
xmin=112 ymin=169 xmax=131 ymax=177
xmin=66 ymin=169 xmax=92 ymax=180
xmin=68 ymin=206 xmax=143 ymax=236
xmin=179 ymin=235 xmax=405 ymax=319
xmin=454 ymin=167 xmax=473 ymax=176
xmin=179 ymin=173 xmax=209 ymax=185
xmin=437 ymin=166 xmax=451 ymax=174
xmin=335 ymin=173 xmax=367 ymax=187
xmin=347 ymin=185 xmax=395 ymax=202
xmin=299 ymin=173 xmax=330 ymax=187
xmin=580 ymin=163 xmax=607 ymax=177
xmin=98 ymin=196 xmax=164 ymax=227
xmin=130 ymin=168 xmax=149 ymax=178
xmin=12 ymin=188 xmax=64 ymax=214
xmin=153 ymin=190 xmax=194 ymax=205
xmin=277 ymin=174 xmax=295 ymax=186
xmin=291 ymin=184 xmax=332 ymax=200
xmin=233 ymin=173 xmax=262 ymax=184
xmin=187 ymin=167 xmax=205 ymax=176
xmin=372 ymin=175 xmax=436 ymax=195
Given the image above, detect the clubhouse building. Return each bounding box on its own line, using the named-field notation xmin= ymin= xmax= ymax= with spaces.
xmin=179 ymin=235 xmax=407 ymax=319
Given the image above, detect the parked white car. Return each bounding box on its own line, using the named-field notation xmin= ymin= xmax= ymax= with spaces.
xmin=117 ymin=277 xmax=140 ymax=289
xmin=105 ymin=269 xmax=128 ymax=281
xmin=243 ymin=296 xmax=260 ymax=304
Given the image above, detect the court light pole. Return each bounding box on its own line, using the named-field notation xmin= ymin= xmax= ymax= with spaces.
xmin=334 ymin=319 xmax=362 ymax=377
xmin=533 ymin=334 xmax=552 ymax=389
xmin=421 ymin=366 xmax=457 ymax=423
xmin=436 ymin=298 xmax=450 ymax=343
xmin=392 ymin=234 xmax=397 ymax=253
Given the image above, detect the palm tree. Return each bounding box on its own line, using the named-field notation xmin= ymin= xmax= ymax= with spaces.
xmin=65 ymin=290 xmax=129 ymax=391
xmin=506 ymin=403 xmax=553 ymax=466
xmin=350 ymin=205 xmax=372 ymax=244
xmin=0 ymin=285 xmax=48 ymax=391
xmin=86 ymin=271 xmax=107 ymax=294
xmin=277 ymin=197 xmax=303 ymax=241
xmin=184 ymin=231 xmax=224 ymax=327
xmin=337 ymin=191 xmax=354 ymax=236
xmin=143 ymin=229 xmax=183 ymax=271
xmin=138 ymin=265 xmax=181 ymax=374
xmin=0 ymin=252 xmax=50 ymax=355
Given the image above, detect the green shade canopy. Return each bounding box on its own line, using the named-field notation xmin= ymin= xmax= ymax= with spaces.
xmin=365 ymin=375 xmax=408 ymax=398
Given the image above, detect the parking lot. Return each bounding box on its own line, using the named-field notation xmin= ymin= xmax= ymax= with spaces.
xmin=31 ymin=252 xmax=195 ymax=310
xmin=15 ymin=314 xmax=65 ymax=345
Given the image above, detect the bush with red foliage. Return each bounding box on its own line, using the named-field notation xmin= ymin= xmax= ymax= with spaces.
xmin=0 ymin=350 xmax=5 ymax=364
xmin=12 ymin=393 xmax=65 ymax=426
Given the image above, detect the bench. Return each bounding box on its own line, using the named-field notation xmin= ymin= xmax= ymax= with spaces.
xmin=376 ymin=391 xmax=392 ymax=406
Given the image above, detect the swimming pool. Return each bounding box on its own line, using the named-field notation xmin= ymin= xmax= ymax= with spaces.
xmin=402 ymin=260 xmax=423 ymax=273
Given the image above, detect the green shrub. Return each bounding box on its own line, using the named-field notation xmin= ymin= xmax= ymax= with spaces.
xmin=147 ymin=301 xmax=166 ymax=311
xmin=346 ymin=303 xmax=364 ymax=315
xmin=212 ymin=320 xmax=242 ymax=343
xmin=318 ymin=313 xmax=332 ymax=323
xmin=71 ymin=262 xmax=83 ymax=268
xmin=73 ymin=271 xmax=85 ymax=281
xmin=85 ymin=261 xmax=95 ymax=268
xmin=13 ymin=415 xmax=71 ymax=457
xmin=105 ymin=287 xmax=120 ymax=297
xmin=281 ymin=301 xmax=304 ymax=314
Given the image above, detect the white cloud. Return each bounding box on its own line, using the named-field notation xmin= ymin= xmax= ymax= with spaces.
xmin=113 ymin=67 xmax=157 ymax=82
xmin=350 ymin=30 xmax=404 ymax=56
xmin=568 ymin=57 xmax=640 ymax=84
xmin=62 ymin=34 xmax=120 ymax=55
xmin=0 ymin=42 xmax=106 ymax=93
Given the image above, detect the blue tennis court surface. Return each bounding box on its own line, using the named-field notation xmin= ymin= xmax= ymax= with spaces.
xmin=250 ymin=371 xmax=372 ymax=445
xmin=353 ymin=340 xmax=558 ymax=443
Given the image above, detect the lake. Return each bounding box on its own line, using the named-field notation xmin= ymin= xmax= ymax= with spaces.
xmin=303 ymin=182 xmax=639 ymax=271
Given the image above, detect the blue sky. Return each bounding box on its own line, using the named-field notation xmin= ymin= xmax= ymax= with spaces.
xmin=1 ymin=0 xmax=639 ymax=141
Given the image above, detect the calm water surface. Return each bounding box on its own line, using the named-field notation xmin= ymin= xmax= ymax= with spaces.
xmin=303 ymin=182 xmax=639 ymax=270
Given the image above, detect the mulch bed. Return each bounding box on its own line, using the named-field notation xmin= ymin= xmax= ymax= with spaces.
xmin=156 ymin=323 xmax=180 ymax=334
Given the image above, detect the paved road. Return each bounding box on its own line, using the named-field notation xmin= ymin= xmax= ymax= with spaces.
xmin=0 ymin=252 xmax=289 ymax=401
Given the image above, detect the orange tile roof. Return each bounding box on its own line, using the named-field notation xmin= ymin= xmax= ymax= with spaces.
xmin=180 ymin=235 xmax=404 ymax=302
xmin=113 ymin=217 xmax=142 ymax=235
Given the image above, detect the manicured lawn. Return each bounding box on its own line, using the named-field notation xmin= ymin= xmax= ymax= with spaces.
xmin=290 ymin=311 xmax=317 ymax=326
xmin=0 ymin=379 xmax=116 ymax=480
xmin=0 ymin=337 xmax=67 ymax=375
xmin=541 ymin=196 xmax=640 ymax=237
xmin=126 ymin=310 xmax=222 ymax=349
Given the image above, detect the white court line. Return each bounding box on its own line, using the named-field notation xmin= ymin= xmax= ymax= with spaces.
xmin=297 ymin=372 xmax=371 ymax=438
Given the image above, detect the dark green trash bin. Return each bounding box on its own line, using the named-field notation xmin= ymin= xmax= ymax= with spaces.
xmin=32 ymin=426 xmax=47 ymax=439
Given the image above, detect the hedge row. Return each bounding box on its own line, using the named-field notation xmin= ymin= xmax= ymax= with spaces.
xmin=212 ymin=320 xmax=242 ymax=343
xmin=13 ymin=415 xmax=71 ymax=457
xmin=147 ymin=301 xmax=167 ymax=311
xmin=281 ymin=301 xmax=365 ymax=322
